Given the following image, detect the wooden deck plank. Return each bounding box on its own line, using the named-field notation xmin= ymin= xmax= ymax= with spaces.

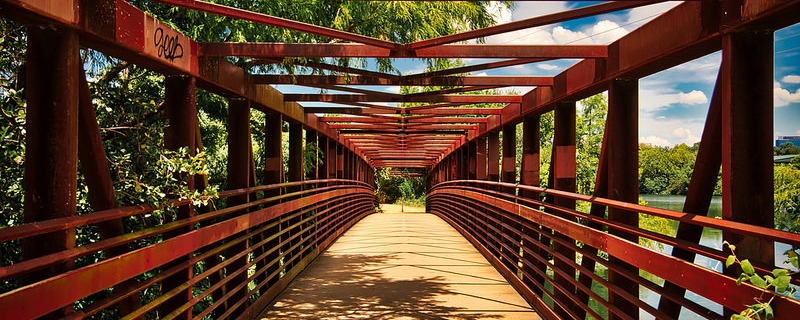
xmin=257 ymin=207 xmax=541 ymax=320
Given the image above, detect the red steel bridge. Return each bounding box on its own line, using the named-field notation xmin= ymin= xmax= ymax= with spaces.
xmin=1 ymin=0 xmax=800 ymax=319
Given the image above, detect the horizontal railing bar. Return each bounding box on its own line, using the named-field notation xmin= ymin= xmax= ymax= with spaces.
xmin=433 ymin=198 xmax=647 ymax=319
xmin=427 ymin=186 xmax=800 ymax=316
xmin=433 ymin=180 xmax=800 ymax=247
xmin=0 ymin=179 xmax=370 ymax=243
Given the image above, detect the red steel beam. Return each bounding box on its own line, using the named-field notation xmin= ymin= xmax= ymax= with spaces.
xmin=313 ymin=85 xmax=401 ymax=98
xmin=336 ymin=125 xmax=476 ymax=132
xmin=285 ymin=94 xmax=521 ymax=103
xmin=302 ymin=107 xmax=401 ymax=115
xmin=148 ymin=0 xmax=397 ymax=49
xmin=22 ymin=26 xmax=80 ymax=318
xmin=202 ymin=43 xmax=607 ymax=59
xmin=606 ymin=78 xmax=639 ymax=320
xmin=410 ymin=1 xmax=659 ymax=49
xmin=414 ymin=44 xmax=607 ymax=59
xmin=720 ymin=28 xmax=775 ymax=308
xmin=405 ymin=117 xmax=488 ymax=124
xmin=409 ymin=108 xmax=503 ymax=115
xmin=253 ymin=75 xmax=553 ymax=87
xmin=318 ymin=116 xmax=401 ymax=123
xmin=247 ymin=58 xmax=401 ymax=81
xmin=201 ymin=42 xmax=391 ymax=58
xmin=162 ymin=75 xmax=198 ymax=318
xmin=406 ymin=58 xmax=549 ymax=79
xmin=403 ymin=86 xmax=504 ymax=98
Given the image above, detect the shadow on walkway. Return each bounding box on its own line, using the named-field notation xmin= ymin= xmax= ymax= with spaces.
xmin=259 ymin=213 xmax=539 ymax=319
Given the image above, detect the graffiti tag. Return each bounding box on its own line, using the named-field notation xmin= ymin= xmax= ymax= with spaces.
xmin=153 ymin=27 xmax=183 ymax=62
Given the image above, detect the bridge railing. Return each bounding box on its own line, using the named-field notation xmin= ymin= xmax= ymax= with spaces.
xmin=428 ymin=180 xmax=800 ymax=320
xmin=0 ymin=179 xmax=376 ymax=319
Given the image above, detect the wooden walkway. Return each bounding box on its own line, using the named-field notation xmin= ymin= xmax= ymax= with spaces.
xmin=258 ymin=206 xmax=540 ymax=319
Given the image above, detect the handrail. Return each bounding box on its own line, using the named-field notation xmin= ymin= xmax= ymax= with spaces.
xmin=0 ymin=179 xmax=370 ymax=242
xmin=0 ymin=179 xmax=377 ymax=319
xmin=431 ymin=180 xmax=800 ymax=246
xmin=427 ymin=181 xmax=800 ymax=320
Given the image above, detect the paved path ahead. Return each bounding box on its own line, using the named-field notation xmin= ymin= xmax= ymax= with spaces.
xmin=258 ymin=209 xmax=541 ymax=319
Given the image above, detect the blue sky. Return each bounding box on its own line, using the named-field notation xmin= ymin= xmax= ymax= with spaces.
xmin=276 ymin=1 xmax=800 ymax=147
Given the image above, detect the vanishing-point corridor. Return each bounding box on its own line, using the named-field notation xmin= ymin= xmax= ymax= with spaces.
xmin=260 ymin=207 xmax=540 ymax=319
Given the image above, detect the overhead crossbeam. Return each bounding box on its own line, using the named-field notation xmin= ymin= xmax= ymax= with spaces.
xmin=253 ymin=75 xmax=553 ymax=86
xmin=201 ymin=43 xmax=608 ymax=59
xmin=148 ymin=0 xmax=398 ymax=49
xmin=285 ymin=94 xmax=521 ymax=103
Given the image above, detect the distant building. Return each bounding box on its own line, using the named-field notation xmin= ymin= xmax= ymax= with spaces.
xmin=776 ymin=135 xmax=800 ymax=147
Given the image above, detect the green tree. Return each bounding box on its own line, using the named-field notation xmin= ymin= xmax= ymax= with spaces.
xmin=776 ymin=142 xmax=800 ymax=156
xmin=576 ymin=94 xmax=607 ymax=194
xmin=775 ymin=163 xmax=800 ymax=232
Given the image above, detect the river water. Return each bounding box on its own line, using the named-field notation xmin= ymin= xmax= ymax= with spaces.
xmin=638 ymin=194 xmax=796 ymax=319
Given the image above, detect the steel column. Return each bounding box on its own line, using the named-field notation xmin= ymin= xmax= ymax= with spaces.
xmin=551 ymin=101 xmax=578 ymax=317
xmin=468 ymin=141 xmax=477 ymax=180
xmin=607 ymin=78 xmax=639 ymax=320
xmin=264 ymin=112 xmax=284 ymax=189
xmin=337 ymin=144 xmax=344 ymax=179
xmin=502 ymin=124 xmax=517 ymax=191
xmin=720 ymin=29 xmax=775 ymax=298
xmin=223 ymin=98 xmax=251 ymax=317
xmin=328 ymin=139 xmax=338 ymax=180
xmin=22 ymin=26 xmax=79 ymax=319
xmin=286 ymin=121 xmax=304 ymax=270
xmin=519 ymin=115 xmax=544 ymax=295
xmin=257 ymin=111 xmax=282 ymax=293
xmin=487 ymin=131 xmax=500 ymax=182
xmin=476 ymin=136 xmax=488 ymax=180
xmin=162 ymin=75 xmax=198 ymax=320
xmin=288 ymin=121 xmax=304 ymax=184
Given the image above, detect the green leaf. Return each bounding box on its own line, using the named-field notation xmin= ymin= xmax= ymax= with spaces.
xmin=772 ymin=269 xmax=789 ymax=277
xmin=764 ymin=304 xmax=774 ymax=319
xmin=726 ymin=255 xmax=736 ymax=268
xmin=773 ymin=274 xmax=791 ymax=293
xmin=737 ymin=274 xmax=747 ymax=286
xmin=729 ymin=244 xmax=737 ymax=252
xmin=741 ymin=259 xmax=755 ymax=276
xmin=750 ymin=273 xmax=767 ymax=289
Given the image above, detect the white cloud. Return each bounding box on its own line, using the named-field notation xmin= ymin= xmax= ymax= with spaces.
xmin=588 ymin=20 xmax=628 ymax=44
xmin=796 ymin=129 xmax=800 ymax=135
xmin=473 ymin=72 xmax=489 ymax=77
xmin=677 ymin=90 xmax=708 ymax=105
xmin=552 ymin=26 xmax=592 ymax=44
xmin=537 ymin=64 xmax=560 ymax=71
xmin=671 ymin=127 xmax=701 ymax=145
xmin=384 ymin=86 xmax=401 ymax=94
xmin=782 ymin=75 xmax=800 ymax=83
xmin=640 ymin=135 xmax=670 ymax=146
xmin=639 ymin=89 xmax=709 ymax=110
xmin=775 ymin=82 xmax=800 ymax=107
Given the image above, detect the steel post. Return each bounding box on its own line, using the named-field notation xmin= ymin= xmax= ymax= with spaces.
xmin=607 ymin=78 xmax=639 ymax=320
xmin=720 ymin=30 xmax=775 ymax=316
xmin=487 ymin=131 xmax=500 ymax=182
xmin=162 ymin=75 xmax=198 ymax=320
xmin=23 ymin=26 xmax=79 ymax=319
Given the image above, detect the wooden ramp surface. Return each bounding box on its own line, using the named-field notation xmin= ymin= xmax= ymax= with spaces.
xmin=258 ymin=206 xmax=540 ymax=319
